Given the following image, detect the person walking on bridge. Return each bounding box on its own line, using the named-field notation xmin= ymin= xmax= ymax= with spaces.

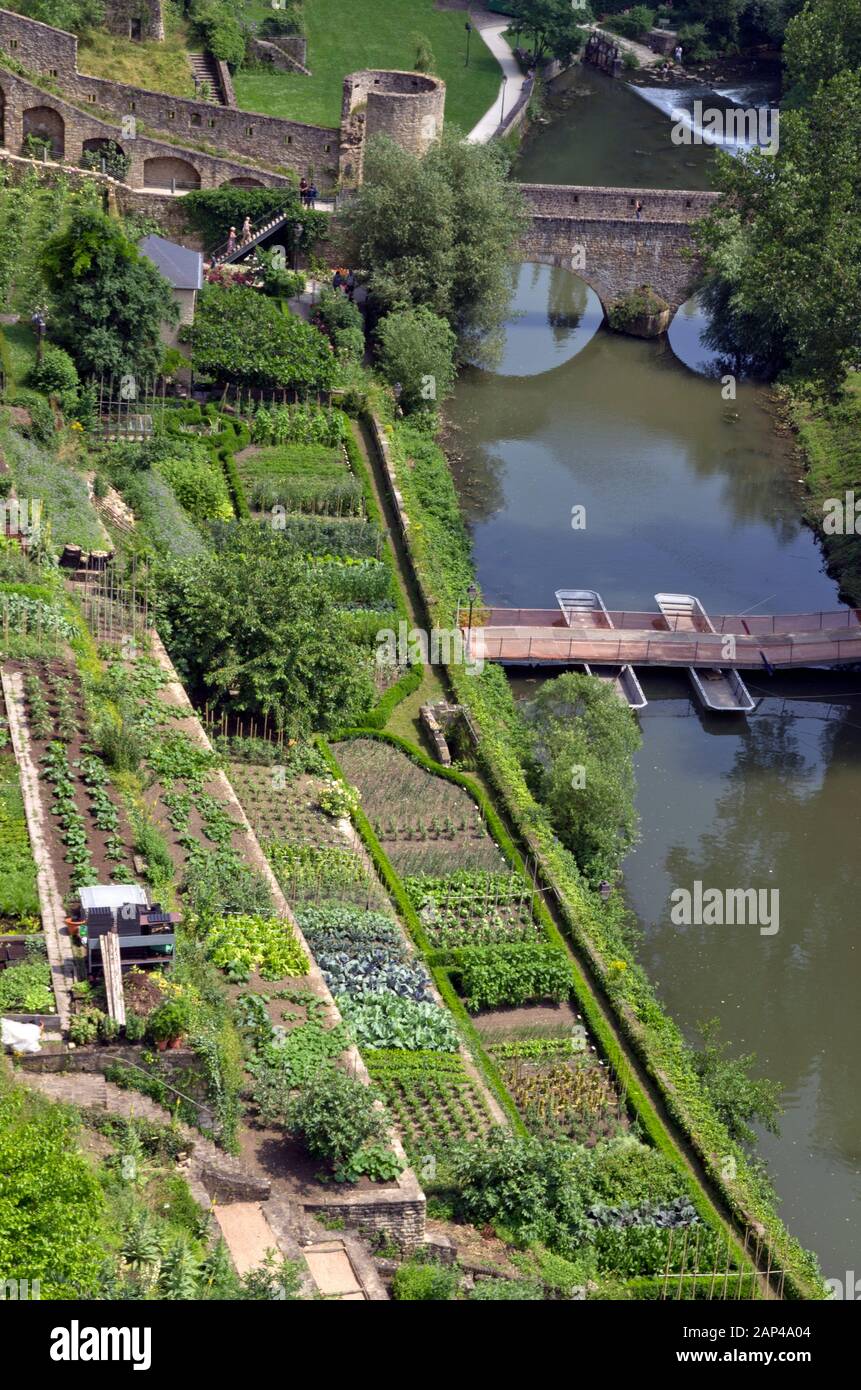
xmin=635 ymin=199 xmax=643 ymax=221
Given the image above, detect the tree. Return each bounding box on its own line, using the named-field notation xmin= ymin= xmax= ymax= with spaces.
xmin=155 ymin=521 xmax=375 ymax=736
xmin=341 ymin=131 xmax=526 ymax=360
xmin=191 ymin=284 xmax=335 ymax=388
xmin=784 ymin=0 xmax=861 ymax=106
xmin=695 ymin=71 xmax=861 ymax=395
xmin=41 ymin=208 xmax=177 ymax=382
xmin=507 ymin=0 xmax=591 ymax=62
xmin=14 ymin=0 xmax=105 ymax=35
xmin=692 ymin=1019 xmax=783 ymax=1145
xmin=376 ymin=306 xmax=457 ymax=413
xmin=524 ymin=672 xmax=641 ymax=882
xmin=411 ymin=31 xmax=436 ymax=72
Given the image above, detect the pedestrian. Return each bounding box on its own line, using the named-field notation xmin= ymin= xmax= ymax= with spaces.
xmin=299 ymin=176 xmax=308 ymax=206
xmin=674 ymin=44 xmax=683 ymax=64
xmin=241 ymin=215 xmax=252 ymax=242
xmin=635 ymin=199 xmax=643 ymax=221
xmin=226 ymin=225 xmax=237 ymax=253
xmin=332 ymin=268 xmax=344 ymax=292
xmin=345 ymin=269 xmax=356 ymax=302
xmin=308 ymin=183 xmax=318 ymax=209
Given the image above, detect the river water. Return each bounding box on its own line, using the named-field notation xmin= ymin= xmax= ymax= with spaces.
xmin=446 ymin=74 xmax=860 ymax=1277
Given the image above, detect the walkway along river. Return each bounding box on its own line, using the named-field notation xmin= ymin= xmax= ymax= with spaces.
xmin=445 ymin=261 xmax=861 ymax=1281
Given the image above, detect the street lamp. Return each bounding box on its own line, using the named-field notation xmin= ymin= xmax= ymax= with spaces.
xmin=466 ymin=582 xmax=478 ymax=642
xmin=31 ymin=308 xmax=47 ymax=365
xmin=464 ymin=21 xmax=472 ymax=67
xmin=293 ymin=220 xmax=303 ymax=272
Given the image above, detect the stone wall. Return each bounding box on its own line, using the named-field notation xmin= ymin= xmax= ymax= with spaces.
xmin=0 ymin=67 xmax=296 ymax=190
xmin=247 ymin=34 xmax=310 ymax=75
xmin=519 ymin=182 xmax=718 ymax=221
xmin=104 ymin=0 xmax=164 ymax=42
xmin=521 ymin=213 xmax=703 ymax=312
xmin=340 ymin=69 xmax=445 ymax=185
xmin=62 ymin=70 xmax=338 ymax=183
xmin=0 ymin=6 xmax=77 ymax=72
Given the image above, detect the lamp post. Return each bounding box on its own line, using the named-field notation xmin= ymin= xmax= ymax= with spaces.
xmin=500 ymin=75 xmax=509 ymax=127
xmin=466 ymin=582 xmax=478 ymax=643
xmin=293 ymin=220 xmax=303 ymax=272
xmin=464 ymin=21 xmax=472 ymax=67
xmin=31 ymin=309 xmax=47 ymax=365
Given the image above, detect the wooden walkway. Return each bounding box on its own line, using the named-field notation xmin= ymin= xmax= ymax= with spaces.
xmin=467 ymin=608 xmax=861 ymax=669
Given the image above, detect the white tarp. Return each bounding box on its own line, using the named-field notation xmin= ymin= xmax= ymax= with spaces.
xmin=2 ymin=1018 xmax=43 ymax=1053
xmin=79 ymin=884 xmax=148 ymax=911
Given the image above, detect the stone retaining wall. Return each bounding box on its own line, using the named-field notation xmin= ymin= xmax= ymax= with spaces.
xmin=519 ymin=182 xmax=718 ymax=221
xmin=0 ymin=6 xmax=77 ymax=71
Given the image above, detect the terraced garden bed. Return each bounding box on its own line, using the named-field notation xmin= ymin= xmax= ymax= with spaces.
xmin=487 ymin=1038 xmax=630 ymax=1147
xmin=365 ymin=1050 xmax=497 ymax=1160
xmin=332 ymin=738 xmax=506 ymax=875
xmin=236 ymin=442 xmax=363 ymax=517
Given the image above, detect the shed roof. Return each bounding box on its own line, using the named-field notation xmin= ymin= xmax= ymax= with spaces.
xmin=138 ymin=234 xmax=203 ymax=291
xmin=79 ymin=885 xmax=149 ymax=910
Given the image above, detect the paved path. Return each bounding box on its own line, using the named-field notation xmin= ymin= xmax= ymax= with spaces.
xmin=466 ymin=12 xmax=529 ymax=143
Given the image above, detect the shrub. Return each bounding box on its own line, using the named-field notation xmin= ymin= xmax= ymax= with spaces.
xmin=456 ymin=943 xmax=572 ymax=1010
xmin=27 ymin=344 xmax=79 ymax=402
xmin=376 ymin=306 xmax=457 ymax=414
xmin=155 ymin=450 xmax=233 ymax=523
xmin=469 ymin=1276 xmax=543 ymax=1300
xmin=146 ymin=1000 xmax=189 ymax=1045
xmin=607 ymin=286 xmax=670 ymax=333
xmin=393 ymin=1260 xmax=459 ymax=1301
xmin=286 ymin=1067 xmax=387 ymax=1173
xmin=190 ymin=285 xmax=335 ymax=390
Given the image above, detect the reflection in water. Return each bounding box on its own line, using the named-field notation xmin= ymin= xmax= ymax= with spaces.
xmin=449 ymin=261 xmax=861 ymax=1273
xmin=490 ymin=263 xmax=601 ymax=377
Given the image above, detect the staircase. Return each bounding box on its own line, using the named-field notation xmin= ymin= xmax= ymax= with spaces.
xmin=188 ymin=52 xmax=226 ymax=105
xmin=210 ymin=207 xmax=299 ymax=265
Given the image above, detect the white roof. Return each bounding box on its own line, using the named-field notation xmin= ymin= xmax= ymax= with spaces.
xmin=79 ymin=885 xmax=148 ymax=910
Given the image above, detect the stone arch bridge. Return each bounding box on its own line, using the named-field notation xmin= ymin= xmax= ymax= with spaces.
xmin=518 ymin=184 xmax=720 ymax=316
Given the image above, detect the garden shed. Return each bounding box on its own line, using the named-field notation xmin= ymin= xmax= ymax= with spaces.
xmin=138 ymin=233 xmax=203 ymax=347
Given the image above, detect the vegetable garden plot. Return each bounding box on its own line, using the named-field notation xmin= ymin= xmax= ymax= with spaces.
xmin=365 ymin=1051 xmax=497 ymax=1158
xmin=332 ymin=739 xmax=507 ymax=874
xmin=237 ymin=443 xmax=364 ymax=517
xmin=17 ymin=657 xmax=138 ymax=899
xmin=405 ymin=871 xmax=542 ymax=948
xmin=489 ymin=1040 xmax=630 ymax=1146
xmin=0 ymin=726 xmax=40 ymax=933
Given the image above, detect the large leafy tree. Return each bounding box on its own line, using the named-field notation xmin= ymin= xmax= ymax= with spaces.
xmin=341 ymin=131 xmax=526 ymax=360
xmin=692 ymin=1019 xmax=783 ymax=1145
xmin=155 ymin=522 xmax=374 ymax=736
xmin=507 ymin=0 xmax=591 ymax=62
xmin=524 ymin=672 xmax=641 ymax=883
xmin=783 ymin=0 xmax=861 ymax=105
xmin=375 ymin=306 xmax=457 ymax=413
xmin=41 ymin=207 xmax=177 ymax=382
xmin=190 ymin=284 xmax=335 ymax=388
xmin=696 ymin=71 xmax=861 ymax=394
xmin=11 ymin=0 xmax=104 ymax=34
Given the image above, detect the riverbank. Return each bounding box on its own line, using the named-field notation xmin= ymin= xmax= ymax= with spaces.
xmin=363 ymin=391 xmax=824 ymax=1298
xmin=781 ymin=374 xmax=861 ymax=606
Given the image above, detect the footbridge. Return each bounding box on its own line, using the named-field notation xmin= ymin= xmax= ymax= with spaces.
xmin=465 ymin=602 xmax=861 ymax=671
xmin=517 ymin=184 xmax=719 ymax=315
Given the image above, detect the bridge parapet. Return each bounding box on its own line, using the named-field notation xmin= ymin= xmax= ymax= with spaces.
xmin=518 ymin=183 xmax=719 ymax=222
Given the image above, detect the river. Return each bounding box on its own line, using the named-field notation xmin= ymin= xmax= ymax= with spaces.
xmin=445 ymin=72 xmax=860 ymax=1277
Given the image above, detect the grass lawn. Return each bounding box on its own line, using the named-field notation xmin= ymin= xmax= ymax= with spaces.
xmin=234 ymin=0 xmax=502 ymax=134
xmin=78 ymin=12 xmax=196 ymax=97
xmin=2 ymin=323 xmax=37 ymax=389
xmin=788 ymin=372 xmax=861 ymax=605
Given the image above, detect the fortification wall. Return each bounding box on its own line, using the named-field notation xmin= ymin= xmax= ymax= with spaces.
xmin=0 ymin=67 xmax=294 ymax=190
xmin=104 ymin=0 xmax=164 ymax=42
xmin=519 ymin=183 xmax=719 ymax=221
xmin=0 ymin=6 xmax=77 ymax=71
xmin=340 ymin=69 xmax=445 ymax=184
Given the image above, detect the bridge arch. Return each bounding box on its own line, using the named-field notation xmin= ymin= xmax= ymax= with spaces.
xmin=143 ymin=155 xmax=201 ymax=191
xmin=523 ymin=251 xmax=613 ymax=321
xmin=22 ymin=104 xmax=64 ymax=159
